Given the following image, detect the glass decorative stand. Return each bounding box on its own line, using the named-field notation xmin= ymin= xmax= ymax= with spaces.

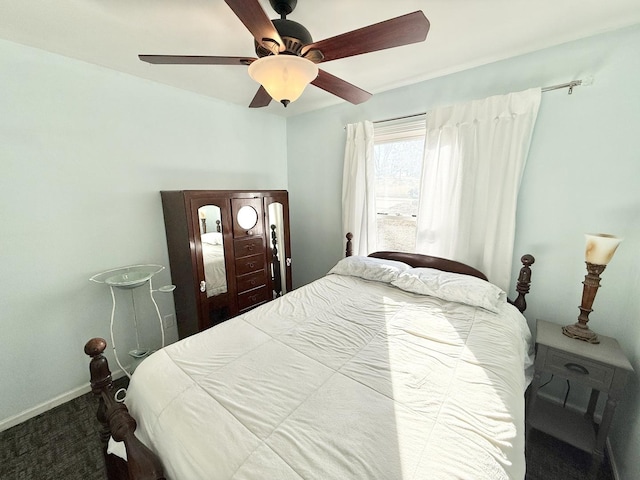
xmin=90 ymin=264 xmax=175 ymax=377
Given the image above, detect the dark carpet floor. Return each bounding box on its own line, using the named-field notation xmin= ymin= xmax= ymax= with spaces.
xmin=1 ymin=387 xmax=615 ymax=480
xmin=525 ymin=428 xmax=614 ymax=480
xmin=0 ymin=389 xmax=107 ymax=480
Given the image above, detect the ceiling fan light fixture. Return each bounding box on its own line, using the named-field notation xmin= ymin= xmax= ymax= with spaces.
xmin=248 ymin=55 xmax=318 ymax=107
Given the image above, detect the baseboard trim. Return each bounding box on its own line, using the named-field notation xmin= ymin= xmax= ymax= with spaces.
xmin=0 ymin=368 xmax=127 ymax=433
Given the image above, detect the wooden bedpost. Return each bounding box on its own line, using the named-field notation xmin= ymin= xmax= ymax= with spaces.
xmin=270 ymin=224 xmax=283 ymax=297
xmin=511 ymin=254 xmax=535 ymax=313
xmin=345 ymin=232 xmax=353 ymax=257
xmin=85 ymin=338 xmax=166 ymax=480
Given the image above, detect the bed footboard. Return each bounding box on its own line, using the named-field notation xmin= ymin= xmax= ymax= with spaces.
xmin=85 ymin=338 xmax=166 ymax=480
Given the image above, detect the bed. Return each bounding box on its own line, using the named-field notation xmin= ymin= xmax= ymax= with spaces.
xmin=85 ymin=242 xmax=535 ymax=480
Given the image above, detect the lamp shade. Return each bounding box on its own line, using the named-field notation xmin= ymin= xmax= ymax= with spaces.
xmin=584 ymin=233 xmax=623 ymax=265
xmin=248 ymin=55 xmax=318 ymax=106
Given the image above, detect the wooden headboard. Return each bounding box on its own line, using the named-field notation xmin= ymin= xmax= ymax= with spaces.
xmin=368 ymin=251 xmax=488 ymax=280
xmin=345 ymin=233 xmax=535 ymax=313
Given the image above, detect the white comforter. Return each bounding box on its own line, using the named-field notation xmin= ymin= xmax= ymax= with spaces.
xmin=119 ymin=273 xmax=532 ymax=479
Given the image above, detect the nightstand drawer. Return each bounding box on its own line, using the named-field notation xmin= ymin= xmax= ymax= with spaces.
xmin=544 ymin=349 xmax=615 ymax=391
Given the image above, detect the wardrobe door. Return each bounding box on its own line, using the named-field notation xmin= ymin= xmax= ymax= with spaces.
xmin=161 ymin=191 xmax=236 ymax=340
xmin=264 ymin=192 xmax=292 ymax=297
xmin=190 ymin=195 xmax=236 ymax=331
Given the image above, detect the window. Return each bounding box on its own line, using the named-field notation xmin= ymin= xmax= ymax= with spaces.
xmin=373 ymin=117 xmax=426 ymax=252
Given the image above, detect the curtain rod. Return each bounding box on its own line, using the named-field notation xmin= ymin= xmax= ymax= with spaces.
xmin=361 ymin=79 xmax=583 ymax=126
xmin=541 ymin=79 xmax=582 ymax=94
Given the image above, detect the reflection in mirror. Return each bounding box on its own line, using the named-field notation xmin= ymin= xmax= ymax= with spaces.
xmin=268 ymin=202 xmax=287 ymax=297
xmin=197 ymin=205 xmax=227 ymax=299
xmin=237 ymin=205 xmax=258 ymax=230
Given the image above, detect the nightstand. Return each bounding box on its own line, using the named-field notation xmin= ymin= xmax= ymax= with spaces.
xmin=527 ymin=319 xmax=633 ymax=467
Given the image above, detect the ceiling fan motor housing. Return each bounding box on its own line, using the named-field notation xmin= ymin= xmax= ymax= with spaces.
xmin=255 ymin=18 xmax=313 ymax=57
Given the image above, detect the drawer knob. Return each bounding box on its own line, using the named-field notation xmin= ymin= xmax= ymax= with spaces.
xmin=564 ymin=362 xmax=589 ymax=375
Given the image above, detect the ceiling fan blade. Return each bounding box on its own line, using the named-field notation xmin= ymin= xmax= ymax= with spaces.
xmin=249 ymin=86 xmax=272 ymax=108
xmin=302 ymin=11 xmax=430 ymax=63
xmin=224 ymin=0 xmax=284 ymax=54
xmin=139 ymin=55 xmax=256 ymax=65
xmin=312 ymin=69 xmax=372 ymax=105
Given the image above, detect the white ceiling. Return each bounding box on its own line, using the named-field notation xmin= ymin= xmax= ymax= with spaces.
xmin=2 ymin=0 xmax=640 ymax=117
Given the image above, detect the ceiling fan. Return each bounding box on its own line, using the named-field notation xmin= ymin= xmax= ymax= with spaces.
xmin=139 ymin=0 xmax=430 ymax=108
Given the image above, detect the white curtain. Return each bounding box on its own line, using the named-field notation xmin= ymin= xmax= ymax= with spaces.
xmin=415 ymin=88 xmax=541 ymax=290
xmin=342 ymin=121 xmax=376 ymax=256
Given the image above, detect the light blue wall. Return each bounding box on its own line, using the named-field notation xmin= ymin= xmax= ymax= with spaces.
xmin=1 ymin=22 xmax=638 ymax=479
xmin=0 ymin=39 xmax=286 ymax=425
xmin=287 ymin=25 xmax=640 ymax=479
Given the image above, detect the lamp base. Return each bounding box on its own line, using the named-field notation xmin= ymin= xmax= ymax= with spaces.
xmin=562 ymin=322 xmax=600 ymax=344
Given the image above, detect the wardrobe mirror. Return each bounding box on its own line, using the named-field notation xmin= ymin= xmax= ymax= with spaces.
xmin=197 ymin=205 xmax=227 ymax=300
xmin=268 ymin=202 xmax=287 ymax=296
xmin=237 ymin=205 xmax=258 ymax=230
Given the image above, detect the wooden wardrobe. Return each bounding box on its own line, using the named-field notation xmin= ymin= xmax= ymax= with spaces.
xmin=160 ymin=190 xmax=292 ymax=339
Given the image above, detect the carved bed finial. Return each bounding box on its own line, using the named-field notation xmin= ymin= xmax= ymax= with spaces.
xmin=85 ymin=337 xmax=107 ymax=356
xmin=512 ymin=254 xmax=535 ymax=313
xmin=86 ymin=338 xmax=112 ymax=394
xmin=345 ymin=232 xmax=353 ymax=257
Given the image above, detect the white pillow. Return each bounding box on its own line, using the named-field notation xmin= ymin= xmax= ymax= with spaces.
xmin=328 ymin=256 xmax=411 ymax=284
xmin=201 ymin=232 xmax=223 ymax=245
xmin=391 ymin=267 xmax=506 ymax=312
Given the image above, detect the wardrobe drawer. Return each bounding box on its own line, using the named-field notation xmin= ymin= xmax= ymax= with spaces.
xmin=236 ymin=270 xmax=267 ymax=294
xmin=235 ymin=253 xmax=265 ymax=276
xmin=234 ymin=237 xmax=264 ymax=258
xmin=238 ymin=285 xmax=269 ymax=312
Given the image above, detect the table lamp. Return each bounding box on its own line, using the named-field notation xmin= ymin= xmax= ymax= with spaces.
xmin=562 ymin=233 xmax=622 ymax=344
